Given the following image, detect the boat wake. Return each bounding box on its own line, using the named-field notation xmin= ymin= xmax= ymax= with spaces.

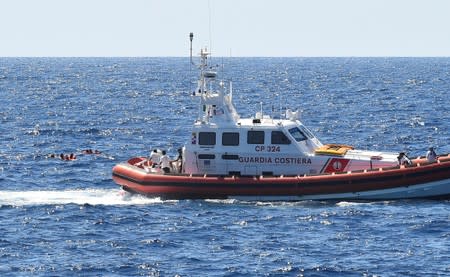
xmin=0 ymin=189 xmax=172 ymax=206
xmin=336 ymin=201 xmax=376 ymax=207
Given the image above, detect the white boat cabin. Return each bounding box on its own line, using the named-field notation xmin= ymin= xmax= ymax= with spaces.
xmin=181 ymin=47 xmax=399 ymax=176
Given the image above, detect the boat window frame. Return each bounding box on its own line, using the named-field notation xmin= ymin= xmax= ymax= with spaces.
xmin=198 ymin=132 xmax=216 ymax=146
xmin=247 ymin=130 xmax=265 ymax=144
xmin=288 ymin=127 xmax=307 ymax=142
xmin=271 ymin=131 xmax=291 ymax=145
xmin=299 ymin=125 xmax=315 ymax=139
xmin=222 ymin=132 xmax=240 ymax=146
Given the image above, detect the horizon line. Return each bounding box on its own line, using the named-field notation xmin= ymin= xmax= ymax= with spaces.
xmin=1 ymin=55 xmax=450 ymax=58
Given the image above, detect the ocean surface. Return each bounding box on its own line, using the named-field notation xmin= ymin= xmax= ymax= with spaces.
xmin=0 ymin=57 xmax=449 ymax=276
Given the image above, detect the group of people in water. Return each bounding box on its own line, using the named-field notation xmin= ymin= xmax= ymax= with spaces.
xmin=47 ymin=149 xmax=102 ymax=161
xmin=138 ymin=148 xmax=183 ymax=173
xmin=397 ymin=147 xmax=437 ymax=166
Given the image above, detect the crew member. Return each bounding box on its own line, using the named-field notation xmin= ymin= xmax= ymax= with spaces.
xmin=160 ymin=150 xmax=171 ymax=174
xmin=397 ymin=152 xmax=412 ymax=166
xmin=149 ymin=149 xmax=161 ymax=167
xmin=171 ymin=148 xmax=183 ymax=173
xmin=426 ymin=147 xmax=437 ymax=163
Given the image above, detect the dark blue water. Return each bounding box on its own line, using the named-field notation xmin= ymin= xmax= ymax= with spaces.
xmin=1 ymin=57 xmax=449 ymax=276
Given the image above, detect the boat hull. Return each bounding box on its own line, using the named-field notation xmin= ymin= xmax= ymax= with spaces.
xmin=112 ymin=155 xmax=450 ymax=201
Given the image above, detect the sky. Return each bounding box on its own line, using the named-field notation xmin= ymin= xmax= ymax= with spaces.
xmin=1 ymin=0 xmax=450 ymax=57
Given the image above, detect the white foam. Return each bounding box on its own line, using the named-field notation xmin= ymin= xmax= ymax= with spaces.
xmin=204 ymin=198 xmax=238 ymax=204
xmin=0 ymin=189 xmax=172 ymax=206
xmin=336 ymin=201 xmax=374 ymax=207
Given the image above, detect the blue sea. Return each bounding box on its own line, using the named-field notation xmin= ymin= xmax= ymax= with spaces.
xmin=0 ymin=57 xmax=450 ymax=276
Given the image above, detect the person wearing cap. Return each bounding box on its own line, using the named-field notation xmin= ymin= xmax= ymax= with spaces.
xmin=397 ymin=152 xmax=412 ymax=166
xmin=426 ymin=147 xmax=437 ymax=163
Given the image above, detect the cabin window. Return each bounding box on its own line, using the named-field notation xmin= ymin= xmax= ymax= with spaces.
xmin=222 ymin=154 xmax=239 ymax=160
xmin=222 ymin=132 xmax=239 ymax=146
xmin=229 ymin=171 xmax=241 ymax=176
xmin=288 ymin=127 xmax=307 ymax=142
xmin=199 ymin=132 xmax=216 ymax=146
xmin=271 ymin=131 xmax=291 ymax=145
xmin=198 ymin=154 xmax=215 ymax=159
xmin=247 ymin=131 xmax=265 ymax=144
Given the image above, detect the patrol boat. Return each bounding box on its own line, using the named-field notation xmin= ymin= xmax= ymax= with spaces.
xmin=112 ymin=34 xmax=450 ymax=200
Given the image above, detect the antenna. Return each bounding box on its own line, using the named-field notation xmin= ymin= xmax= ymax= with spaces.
xmin=189 ymin=32 xmax=194 ymax=65
xmin=279 ymin=91 xmax=282 ymax=119
xmin=208 ymin=0 xmax=213 ymax=59
xmin=189 ymin=32 xmax=194 ymax=95
xmin=260 ymin=102 xmax=263 ymax=118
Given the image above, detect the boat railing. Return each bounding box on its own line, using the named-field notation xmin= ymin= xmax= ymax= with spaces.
xmin=127 ymin=153 xmax=450 ymax=178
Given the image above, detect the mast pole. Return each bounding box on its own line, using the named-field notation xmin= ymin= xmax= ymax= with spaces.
xmin=189 ymin=32 xmax=194 ymax=65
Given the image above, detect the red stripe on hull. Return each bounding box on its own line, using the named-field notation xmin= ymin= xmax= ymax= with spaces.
xmin=112 ymin=157 xmax=450 ymax=200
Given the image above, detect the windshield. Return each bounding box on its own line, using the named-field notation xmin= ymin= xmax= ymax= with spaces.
xmin=288 ymin=127 xmax=307 ymax=142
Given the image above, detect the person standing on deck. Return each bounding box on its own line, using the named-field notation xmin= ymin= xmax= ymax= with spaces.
xmin=160 ymin=150 xmax=171 ymax=174
xmin=171 ymin=148 xmax=183 ymax=173
xmin=149 ymin=149 xmax=161 ymax=167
